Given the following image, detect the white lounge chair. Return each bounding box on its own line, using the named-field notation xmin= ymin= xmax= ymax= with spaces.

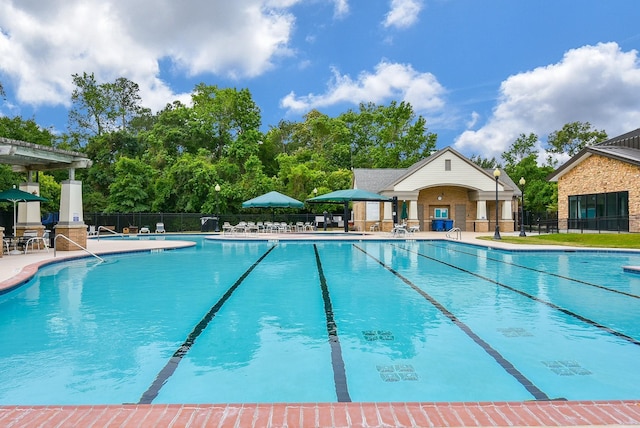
xmin=155 ymin=222 xmax=166 ymax=233
xmin=88 ymin=225 xmax=99 ymax=236
xmin=222 ymin=222 xmax=234 ymax=234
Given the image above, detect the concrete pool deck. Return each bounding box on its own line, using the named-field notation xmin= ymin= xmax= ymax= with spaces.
xmin=1 ymin=231 xmax=639 ymax=427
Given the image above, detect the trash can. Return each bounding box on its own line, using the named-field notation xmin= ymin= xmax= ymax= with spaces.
xmin=444 ymin=219 xmax=454 ymax=230
xmin=200 ymin=216 xmax=218 ymax=232
xmin=432 ymin=219 xmax=444 ymax=231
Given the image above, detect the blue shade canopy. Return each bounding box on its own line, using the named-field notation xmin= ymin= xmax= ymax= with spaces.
xmin=306 ymin=188 xmax=391 ymax=203
xmin=242 ymin=191 xmax=304 ymax=208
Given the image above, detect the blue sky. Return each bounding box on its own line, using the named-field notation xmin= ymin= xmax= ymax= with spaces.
xmin=2 ymin=0 xmax=640 ymax=160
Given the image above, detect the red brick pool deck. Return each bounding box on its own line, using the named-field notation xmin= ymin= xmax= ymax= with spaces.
xmin=2 ymin=401 xmax=640 ymax=427
xmin=2 ymin=233 xmax=640 ymax=426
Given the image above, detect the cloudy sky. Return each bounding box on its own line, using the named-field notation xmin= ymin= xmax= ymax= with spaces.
xmin=1 ymin=0 xmax=640 ymax=159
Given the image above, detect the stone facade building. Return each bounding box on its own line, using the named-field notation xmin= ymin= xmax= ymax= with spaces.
xmin=352 ymin=147 xmax=522 ymax=233
xmin=549 ymin=128 xmax=640 ymax=233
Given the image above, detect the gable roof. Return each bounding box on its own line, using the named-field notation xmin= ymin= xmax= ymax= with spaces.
xmin=353 ymin=168 xmax=405 ymax=193
xmin=353 ymin=146 xmax=520 ymax=195
xmin=549 ymin=128 xmax=640 ymax=182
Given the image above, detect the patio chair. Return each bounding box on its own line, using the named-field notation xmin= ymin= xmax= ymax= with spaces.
xmin=370 ymin=222 xmax=380 ymax=232
xmin=233 ymin=221 xmax=247 ymax=234
xmin=22 ymin=230 xmax=49 ymax=254
xmin=87 ymin=225 xmax=99 ymax=236
xmin=391 ymin=224 xmax=407 ymax=237
xmin=222 ymin=222 xmax=234 ymax=234
xmin=155 ymin=222 xmax=166 ymax=233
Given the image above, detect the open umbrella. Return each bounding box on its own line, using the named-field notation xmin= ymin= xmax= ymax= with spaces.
xmin=242 ymin=191 xmax=304 ymax=222
xmin=306 ymin=189 xmax=391 ymax=232
xmin=0 ymin=186 xmax=48 ymax=254
xmin=242 ymin=191 xmax=304 ymax=208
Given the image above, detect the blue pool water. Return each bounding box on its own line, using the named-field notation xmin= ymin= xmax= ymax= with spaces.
xmin=0 ymin=237 xmax=639 ymax=405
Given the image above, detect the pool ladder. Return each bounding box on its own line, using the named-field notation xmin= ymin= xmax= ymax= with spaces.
xmin=96 ymin=226 xmax=125 ymax=240
xmin=446 ymin=227 xmax=462 ymax=240
xmin=54 ymin=234 xmax=105 ymax=263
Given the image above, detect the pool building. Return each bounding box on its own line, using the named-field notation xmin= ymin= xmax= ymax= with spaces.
xmin=352 ymin=146 xmax=522 ymax=233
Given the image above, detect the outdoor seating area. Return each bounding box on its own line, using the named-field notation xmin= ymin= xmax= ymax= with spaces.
xmin=2 ymin=230 xmax=49 ymax=255
xmin=390 ymin=223 xmax=420 ymax=237
xmin=222 ymin=221 xmax=315 ymax=234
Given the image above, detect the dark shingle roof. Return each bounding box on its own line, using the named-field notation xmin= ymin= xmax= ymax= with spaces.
xmin=549 ymin=128 xmax=640 ymax=181
xmin=353 ymin=168 xmax=405 ymax=193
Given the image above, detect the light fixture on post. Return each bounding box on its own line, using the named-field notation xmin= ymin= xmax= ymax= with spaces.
xmin=493 ymin=168 xmax=501 ymax=240
xmin=214 ymin=183 xmax=221 ymax=232
xmin=519 ymin=177 xmax=526 ymax=237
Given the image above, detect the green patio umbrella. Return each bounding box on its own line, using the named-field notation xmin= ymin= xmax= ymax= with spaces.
xmin=401 ymin=201 xmax=408 ymax=221
xmin=306 ymin=189 xmax=391 ymax=232
xmin=242 ymin=191 xmax=304 ymax=208
xmin=0 ymin=186 xmax=48 ymax=253
xmin=242 ymin=191 xmax=304 ymax=222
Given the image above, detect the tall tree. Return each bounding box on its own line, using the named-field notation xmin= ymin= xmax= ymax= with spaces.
xmin=106 ymin=157 xmax=155 ymax=213
xmin=546 ymin=121 xmax=607 ymax=157
xmin=469 ymin=154 xmax=500 ymax=169
xmin=189 ymin=84 xmax=262 ymax=163
xmin=104 ymin=77 xmax=145 ymax=131
xmin=69 ymin=72 xmax=109 ymax=139
xmin=501 ymin=133 xmax=556 ymax=213
xmin=69 ymin=73 xmax=147 ymax=144
xmin=501 ymin=133 xmax=539 ymax=173
xmin=341 ymin=101 xmax=437 ymax=168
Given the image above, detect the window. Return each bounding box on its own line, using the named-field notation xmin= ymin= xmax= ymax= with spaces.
xmin=434 ymin=208 xmax=448 ymax=219
xmin=567 ymin=191 xmax=628 ymax=231
xmin=445 ymin=159 xmax=451 ymax=171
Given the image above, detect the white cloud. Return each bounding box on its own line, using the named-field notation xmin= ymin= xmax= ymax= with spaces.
xmin=0 ymin=0 xmax=296 ymax=112
xmin=466 ymin=111 xmax=480 ymax=129
xmin=454 ymin=42 xmax=640 ymax=160
xmin=280 ymin=61 xmax=445 ymax=115
xmin=333 ymin=0 xmax=349 ymax=18
xmin=383 ymin=0 xmax=423 ymax=29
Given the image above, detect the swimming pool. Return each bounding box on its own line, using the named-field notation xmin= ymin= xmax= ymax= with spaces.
xmin=0 ymin=237 xmax=639 ymax=405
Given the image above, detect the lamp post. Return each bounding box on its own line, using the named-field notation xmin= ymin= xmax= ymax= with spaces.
xmin=519 ymin=177 xmax=526 ymax=237
xmin=214 ymin=183 xmax=221 ymax=232
xmin=493 ymin=168 xmax=501 ymax=240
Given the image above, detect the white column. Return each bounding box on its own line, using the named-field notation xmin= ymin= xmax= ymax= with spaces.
xmin=58 ymin=179 xmax=85 ymax=226
xmin=409 ymin=200 xmax=418 ymax=220
xmin=502 ymin=200 xmax=512 ymax=220
xmin=476 ymin=200 xmax=487 ymax=220
xmin=18 ymin=182 xmax=42 ymax=227
xmin=383 ymin=201 xmax=393 ymax=220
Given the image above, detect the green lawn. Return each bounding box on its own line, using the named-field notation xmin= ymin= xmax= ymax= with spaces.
xmin=478 ymin=233 xmax=640 ymax=249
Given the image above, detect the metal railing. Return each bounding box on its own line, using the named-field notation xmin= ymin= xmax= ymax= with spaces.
xmin=446 ymin=227 xmax=462 ymax=240
xmin=54 ymin=234 xmax=105 ymax=263
xmin=96 ymin=226 xmax=123 ymax=241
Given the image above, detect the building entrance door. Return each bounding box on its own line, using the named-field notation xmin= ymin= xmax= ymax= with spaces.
xmin=455 ymin=204 xmax=466 ymax=231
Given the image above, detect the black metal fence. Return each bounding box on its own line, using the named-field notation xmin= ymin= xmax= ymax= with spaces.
xmin=83 ymin=211 xmax=329 ymax=233
xmin=559 ymin=215 xmax=639 ymax=234
xmin=517 ymin=211 xmax=559 ymax=234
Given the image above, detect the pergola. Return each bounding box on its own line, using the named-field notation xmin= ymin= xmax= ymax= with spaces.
xmin=0 ymin=137 xmax=92 ymax=251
